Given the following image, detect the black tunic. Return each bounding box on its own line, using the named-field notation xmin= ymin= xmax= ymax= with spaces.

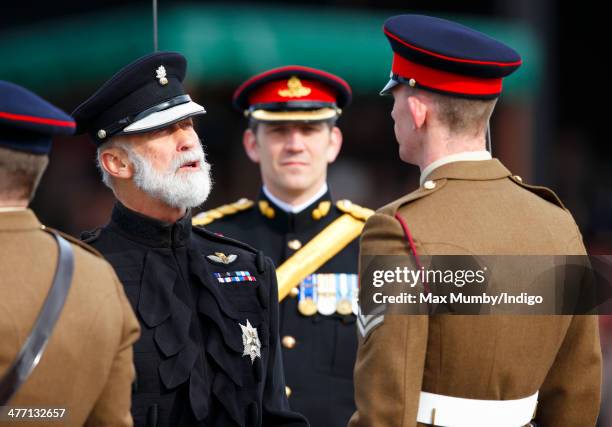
xmin=82 ymin=202 xmax=308 ymax=427
xmin=202 ymin=189 xmax=358 ymax=427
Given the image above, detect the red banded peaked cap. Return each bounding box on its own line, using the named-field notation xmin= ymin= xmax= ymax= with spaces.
xmin=381 ymin=14 xmax=522 ymax=98
xmin=233 ymin=66 xmax=352 ymax=113
xmin=0 ymin=80 xmax=75 ymax=154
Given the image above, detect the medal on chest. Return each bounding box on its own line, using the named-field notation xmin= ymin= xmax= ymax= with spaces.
xmin=297 ymin=275 xmax=318 ymax=316
xmin=297 ymin=273 xmax=358 ymax=316
xmin=239 ymin=319 xmax=261 ymax=363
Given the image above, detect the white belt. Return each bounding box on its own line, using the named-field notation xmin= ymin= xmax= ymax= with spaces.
xmin=416 ymin=390 xmax=538 ymax=427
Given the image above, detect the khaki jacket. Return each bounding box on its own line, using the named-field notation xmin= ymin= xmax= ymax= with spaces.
xmin=0 ymin=209 xmax=140 ymax=426
xmin=350 ymin=159 xmax=602 ymax=427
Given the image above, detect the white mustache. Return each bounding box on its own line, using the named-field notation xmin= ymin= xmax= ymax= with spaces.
xmin=171 ymin=148 xmax=208 ymax=173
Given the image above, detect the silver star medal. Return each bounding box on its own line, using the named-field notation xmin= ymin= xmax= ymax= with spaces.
xmin=239 ymin=319 xmax=261 ymax=363
xmin=155 ymin=65 xmax=168 ymax=85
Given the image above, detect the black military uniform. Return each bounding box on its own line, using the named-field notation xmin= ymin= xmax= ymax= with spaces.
xmin=72 ymin=52 xmax=307 ymax=427
xmin=193 ymin=66 xmax=370 ymax=427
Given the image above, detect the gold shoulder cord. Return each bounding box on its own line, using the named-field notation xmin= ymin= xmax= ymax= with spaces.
xmin=192 ymin=198 xmax=254 ymax=226
xmin=276 ymin=200 xmax=373 ymax=301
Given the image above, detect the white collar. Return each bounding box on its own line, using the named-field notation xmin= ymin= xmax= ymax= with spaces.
xmin=262 ymin=184 xmax=329 ymax=214
xmin=0 ymin=206 xmax=27 ymax=213
xmin=420 ymin=151 xmax=492 ymax=185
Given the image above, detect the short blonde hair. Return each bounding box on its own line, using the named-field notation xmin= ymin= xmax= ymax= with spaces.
xmin=408 ymin=86 xmax=498 ymax=136
xmin=433 ymin=93 xmax=497 ymax=136
xmin=0 ymin=146 xmax=49 ymax=202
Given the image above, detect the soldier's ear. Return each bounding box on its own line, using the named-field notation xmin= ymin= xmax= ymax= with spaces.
xmin=326 ymin=126 xmax=343 ymax=163
xmin=407 ymin=95 xmax=427 ymax=130
xmin=242 ymin=128 xmax=261 ymax=163
xmin=100 ymin=147 xmax=133 ymax=180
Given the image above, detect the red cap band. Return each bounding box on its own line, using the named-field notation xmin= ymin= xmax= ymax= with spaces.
xmin=248 ymin=78 xmax=337 ymax=106
xmin=392 ymin=53 xmax=503 ymax=96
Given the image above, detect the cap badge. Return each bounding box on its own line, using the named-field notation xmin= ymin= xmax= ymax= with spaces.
xmin=278 ymin=76 xmax=311 ymax=98
xmin=155 ymin=65 xmax=168 ymax=85
xmin=239 ymin=319 xmax=261 ymax=363
xmin=207 ymin=252 xmax=238 ymax=265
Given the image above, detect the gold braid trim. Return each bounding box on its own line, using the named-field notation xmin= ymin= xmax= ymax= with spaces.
xmin=277 ymin=203 xmax=374 ymax=301
xmin=192 ymin=198 xmax=254 ymax=226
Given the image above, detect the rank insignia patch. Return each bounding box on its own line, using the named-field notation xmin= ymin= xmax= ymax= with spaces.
xmin=357 ymin=305 xmax=385 ymax=340
xmin=214 ymin=271 xmax=257 ymax=283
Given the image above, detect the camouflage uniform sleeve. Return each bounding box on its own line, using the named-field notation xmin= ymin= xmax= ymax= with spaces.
xmin=349 ymin=212 xmax=429 ymax=427
xmin=85 ymin=265 xmax=141 ymax=427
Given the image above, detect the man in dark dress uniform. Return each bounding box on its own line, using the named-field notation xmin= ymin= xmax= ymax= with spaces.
xmin=193 ymin=66 xmax=371 ymax=427
xmin=72 ymin=52 xmax=308 ymax=427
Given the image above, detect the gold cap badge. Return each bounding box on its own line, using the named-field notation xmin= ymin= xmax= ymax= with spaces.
xmin=278 ymin=76 xmax=312 ymax=98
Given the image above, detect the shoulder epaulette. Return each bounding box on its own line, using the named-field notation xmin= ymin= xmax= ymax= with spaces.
xmin=192 ymin=225 xmax=259 ymax=255
xmin=508 ymin=175 xmax=566 ymax=210
xmin=378 ymin=178 xmax=448 ymax=216
xmin=335 ymin=199 xmax=375 ymax=222
xmin=192 ymin=198 xmax=254 ymax=227
xmin=80 ymin=227 xmax=102 ymax=244
xmin=47 ymin=226 xmax=103 ymax=258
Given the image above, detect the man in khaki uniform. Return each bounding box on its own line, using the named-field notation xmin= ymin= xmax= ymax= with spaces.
xmin=350 ymin=15 xmax=602 ymax=427
xmin=0 ymin=81 xmax=140 ymax=426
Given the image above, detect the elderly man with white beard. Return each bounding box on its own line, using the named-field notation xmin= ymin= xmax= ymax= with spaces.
xmin=72 ymin=52 xmax=308 ymax=427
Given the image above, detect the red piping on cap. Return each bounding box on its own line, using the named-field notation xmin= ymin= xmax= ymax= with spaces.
xmin=384 ymin=28 xmax=522 ymax=67
xmin=0 ymin=111 xmax=76 ymax=128
xmin=233 ymin=65 xmax=351 ymax=102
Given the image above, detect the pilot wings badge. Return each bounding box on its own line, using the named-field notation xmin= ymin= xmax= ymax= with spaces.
xmin=207 ymin=252 xmax=238 ymax=265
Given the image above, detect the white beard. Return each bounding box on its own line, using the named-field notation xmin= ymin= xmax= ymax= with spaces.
xmin=126 ymin=142 xmax=212 ymax=210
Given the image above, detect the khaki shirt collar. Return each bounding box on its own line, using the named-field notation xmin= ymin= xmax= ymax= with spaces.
xmin=0 ymin=208 xmax=42 ymax=231
xmin=426 ymin=158 xmax=512 ymax=182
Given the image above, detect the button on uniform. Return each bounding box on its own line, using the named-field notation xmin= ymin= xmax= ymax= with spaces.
xmin=288 ymin=239 xmax=302 ymax=250
xmin=423 ymin=180 xmax=436 ymax=190
xmin=282 ymin=335 xmax=297 ymax=349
